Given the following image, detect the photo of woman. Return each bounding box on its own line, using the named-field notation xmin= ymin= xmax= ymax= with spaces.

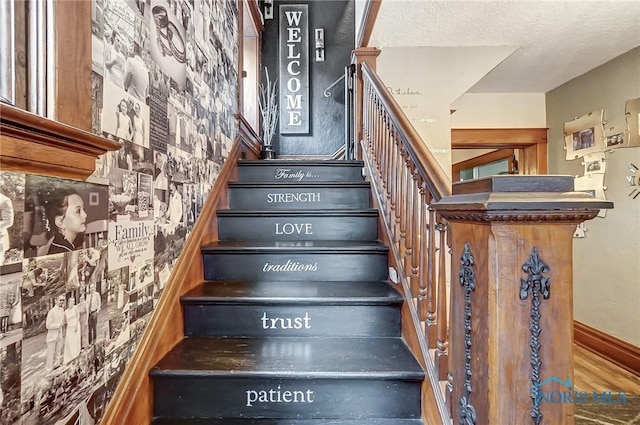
xmin=104 ymin=30 xmax=125 ymax=88
xmin=116 ymin=99 xmax=132 ymax=141
xmin=63 ymin=296 xmax=81 ymax=364
xmin=42 ymin=188 xmax=87 ymax=255
xmin=131 ymin=102 xmax=146 ymax=147
xmin=24 ymin=176 xmax=109 ymax=258
xmin=101 ymin=80 xmax=150 ymax=148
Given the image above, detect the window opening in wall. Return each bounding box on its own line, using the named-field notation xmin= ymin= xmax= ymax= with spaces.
xmin=460 ymin=158 xmax=510 ymax=181
xmin=242 ymin=0 xmax=260 ymax=134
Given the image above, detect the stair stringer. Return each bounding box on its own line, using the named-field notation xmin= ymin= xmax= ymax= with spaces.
xmin=362 ymin=151 xmax=452 ymax=425
xmin=100 ymin=136 xmax=260 ymax=425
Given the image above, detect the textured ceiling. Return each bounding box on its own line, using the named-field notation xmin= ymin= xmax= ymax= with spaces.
xmin=369 ymin=0 xmax=640 ymax=93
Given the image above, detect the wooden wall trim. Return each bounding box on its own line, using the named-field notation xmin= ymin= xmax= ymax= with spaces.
xmin=451 ymin=128 xmax=548 ymax=149
xmin=574 ymin=321 xmax=640 ymax=377
xmin=452 ymin=148 xmax=514 ymax=181
xmin=237 ymin=113 xmax=262 ymax=152
xmin=356 ymin=0 xmax=381 ymax=48
xmin=246 ymin=0 xmax=264 ymax=32
xmin=0 ymin=103 xmax=120 ymax=180
xmin=54 ymin=0 xmax=92 ymax=131
xmin=100 ymin=136 xmax=259 ymax=425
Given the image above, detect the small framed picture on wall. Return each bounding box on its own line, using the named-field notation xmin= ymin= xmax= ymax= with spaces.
xmin=564 ymin=109 xmax=606 ymax=160
xmin=625 ymin=97 xmax=640 ymax=147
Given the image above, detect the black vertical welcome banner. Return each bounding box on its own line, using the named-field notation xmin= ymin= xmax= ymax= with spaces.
xmin=279 ymin=4 xmax=309 ymax=134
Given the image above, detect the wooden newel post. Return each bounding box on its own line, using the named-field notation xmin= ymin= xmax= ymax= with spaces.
xmin=432 ymin=175 xmax=612 ymax=425
xmin=351 ymin=47 xmax=380 ymax=160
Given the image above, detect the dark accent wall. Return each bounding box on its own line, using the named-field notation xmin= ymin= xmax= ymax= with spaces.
xmin=262 ymin=0 xmax=355 ymax=156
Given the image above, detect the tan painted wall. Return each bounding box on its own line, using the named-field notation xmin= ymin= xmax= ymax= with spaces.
xmin=451 ymin=93 xmax=546 ymax=128
xmin=377 ymin=46 xmax=517 ymax=178
xmin=547 ymin=47 xmax=640 ymax=346
xmin=450 ymin=93 xmax=546 ymax=164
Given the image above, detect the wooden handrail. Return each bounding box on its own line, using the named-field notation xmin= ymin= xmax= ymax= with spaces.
xmin=361 ymin=62 xmax=451 ymax=201
xmin=356 ymin=0 xmax=382 ymax=48
xmin=357 ymin=58 xmax=453 ymax=424
xmin=357 ymin=55 xmax=613 ymax=425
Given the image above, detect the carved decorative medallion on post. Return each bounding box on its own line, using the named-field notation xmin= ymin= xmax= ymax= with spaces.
xmin=433 ymin=175 xmax=612 ymax=425
xmin=459 ymin=242 xmax=477 ymax=425
xmin=520 ymin=247 xmax=551 ymax=425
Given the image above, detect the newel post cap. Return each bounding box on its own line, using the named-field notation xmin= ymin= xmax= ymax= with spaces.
xmin=431 ymin=175 xmax=613 ymax=222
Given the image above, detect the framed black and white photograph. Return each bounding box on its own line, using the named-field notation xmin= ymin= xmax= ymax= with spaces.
xmin=102 ymin=80 xmax=151 ymax=148
xmin=20 ymin=251 xmax=107 ymax=424
xmin=106 ymin=266 xmax=130 ymax=311
xmin=125 ymin=0 xmax=149 ymax=22
xmin=92 ymin=72 xmax=105 ymax=139
xmin=167 ymin=145 xmax=194 ymax=184
xmin=102 ymin=1 xmax=139 ymax=90
xmin=109 ymin=168 xmax=134 ymax=224
xmin=0 ymin=172 xmax=25 ymax=266
xmin=564 ymin=109 xmax=606 ymax=160
xmin=192 ymin=0 xmax=212 ymax=50
xmin=108 ymin=138 xmax=134 ymax=172
xmin=150 ymin=0 xmax=187 ymax=87
xmin=583 ymin=152 xmax=606 ymax=175
xmin=575 ymin=174 xmax=607 ymax=218
xmin=0 ymin=264 xmax=22 ymax=340
xmin=131 ymin=143 xmax=155 ymax=177
xmin=24 ymin=176 xmax=109 ymax=258
xmin=92 ymin=32 xmax=105 ymax=76
xmin=605 ymin=131 xmax=629 ymax=148
xmin=149 ymin=68 xmax=170 ymax=154
xmin=153 ymin=223 xmax=172 ymax=295
xmin=0 ymin=339 xmax=21 ymax=425
xmin=625 ymin=97 xmax=640 ymax=147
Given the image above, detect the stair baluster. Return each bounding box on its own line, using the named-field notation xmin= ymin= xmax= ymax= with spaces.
xmin=354 ymin=52 xmax=613 ymax=425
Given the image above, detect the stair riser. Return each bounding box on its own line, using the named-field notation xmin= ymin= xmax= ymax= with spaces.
xmin=228 ymin=187 xmax=371 ymax=210
xmin=153 ymin=377 xmax=422 ymax=419
xmin=183 ymin=305 xmax=401 ymax=338
xmin=217 ymin=215 xmax=378 ymax=241
xmin=203 ymin=253 xmax=389 ymax=282
xmin=238 ymin=165 xmax=364 ymax=182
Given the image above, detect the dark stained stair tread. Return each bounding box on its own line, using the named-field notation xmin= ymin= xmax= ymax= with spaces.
xmin=151 ymin=159 xmax=425 ymax=423
xmin=216 ymin=210 xmax=379 ymax=242
xmin=216 ymin=209 xmax=379 ymax=217
xmin=238 ymin=160 xmax=365 ymax=166
xmin=201 ymin=240 xmax=389 ymax=253
xmin=181 ymin=280 xmax=403 ymax=305
xmin=151 ymin=337 xmax=424 ymax=380
xmin=152 ymin=419 xmax=423 ymax=425
xmin=236 ymin=160 xmax=365 ymax=182
xmin=229 ymin=182 xmax=370 ymax=188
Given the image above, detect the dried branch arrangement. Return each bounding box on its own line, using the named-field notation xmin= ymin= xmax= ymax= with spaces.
xmin=259 ymin=68 xmax=279 ymax=148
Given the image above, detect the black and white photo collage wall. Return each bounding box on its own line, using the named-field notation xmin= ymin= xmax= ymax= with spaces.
xmin=0 ymin=0 xmax=238 ymax=423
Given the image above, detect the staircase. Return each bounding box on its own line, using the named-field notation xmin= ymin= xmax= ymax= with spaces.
xmin=149 ymin=159 xmax=425 ymax=424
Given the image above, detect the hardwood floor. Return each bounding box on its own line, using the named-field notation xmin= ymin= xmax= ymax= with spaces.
xmin=574 ymin=344 xmax=640 ymax=393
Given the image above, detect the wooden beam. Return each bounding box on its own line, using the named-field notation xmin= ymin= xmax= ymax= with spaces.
xmin=451 ymin=128 xmax=548 ymax=149
xmin=452 ymin=148 xmax=515 ymax=181
xmin=53 ymin=0 xmax=92 ymax=131
xmin=0 ymin=103 xmax=120 ymax=180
